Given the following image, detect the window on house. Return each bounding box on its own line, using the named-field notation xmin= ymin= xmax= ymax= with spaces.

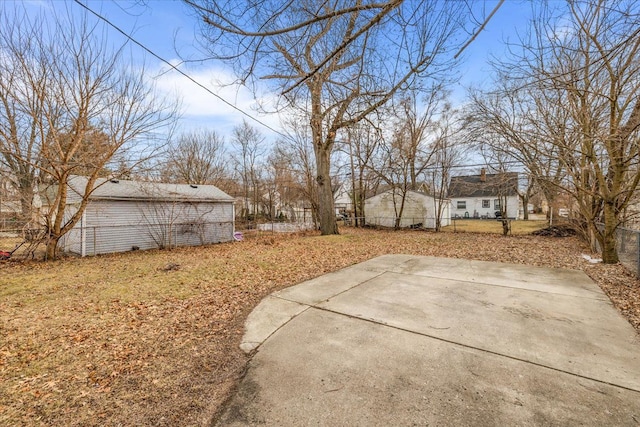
xmin=494 ymin=199 xmax=501 ymax=210
xmin=457 ymin=201 xmax=466 ymax=209
xmin=482 ymin=200 xmax=490 ymax=208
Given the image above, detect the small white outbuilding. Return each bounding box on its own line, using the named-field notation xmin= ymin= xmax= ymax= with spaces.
xmin=364 ymin=189 xmax=450 ymax=229
xmin=60 ymin=176 xmax=235 ymax=256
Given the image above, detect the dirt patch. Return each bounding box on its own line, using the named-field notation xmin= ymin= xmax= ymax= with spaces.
xmin=1 ymin=227 xmax=638 ymax=426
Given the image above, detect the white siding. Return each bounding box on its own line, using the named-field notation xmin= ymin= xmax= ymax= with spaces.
xmin=435 ymin=201 xmax=451 ymax=228
xmin=450 ymin=195 xmax=519 ymax=219
xmin=65 ymin=185 xmax=85 ymax=204
xmin=334 ymin=183 xmax=352 ymax=213
xmin=65 ymin=200 xmax=234 ymax=256
xmin=365 ymin=190 xmax=450 ymax=228
xmin=59 ymin=204 xmax=81 ymax=254
xmin=61 ymin=216 xmax=83 ymax=254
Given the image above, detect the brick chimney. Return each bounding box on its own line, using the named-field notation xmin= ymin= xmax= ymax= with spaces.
xmin=480 ymin=168 xmax=486 ymax=182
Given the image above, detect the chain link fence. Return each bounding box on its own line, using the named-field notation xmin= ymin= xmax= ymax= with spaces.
xmin=0 ymin=217 xmax=28 ymax=231
xmin=361 ymin=216 xmax=450 ymax=229
xmin=593 ymin=223 xmax=640 ymax=276
xmin=5 ymin=212 xmax=638 ymax=274
xmin=0 ymin=227 xmax=47 ymax=259
xmin=612 ymin=226 xmax=640 ymax=277
xmin=234 ymin=220 xmax=317 ymax=238
xmin=57 ymin=220 xmax=236 ymax=256
xmin=1 ymin=221 xmax=237 ymax=258
xmin=1 ymin=219 xmax=323 ymax=259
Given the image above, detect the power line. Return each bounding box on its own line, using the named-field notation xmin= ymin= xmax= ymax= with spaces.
xmin=146 ymin=153 xmax=526 ymax=181
xmin=73 ymin=0 xmax=289 ymax=139
xmin=71 ymin=0 xmax=528 ymax=182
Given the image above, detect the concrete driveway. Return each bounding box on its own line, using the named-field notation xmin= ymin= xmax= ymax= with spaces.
xmin=216 ymin=255 xmax=640 ymax=426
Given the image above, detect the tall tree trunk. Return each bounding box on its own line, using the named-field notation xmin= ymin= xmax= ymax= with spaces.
xmin=394 ymin=191 xmax=406 ymax=230
xmin=242 ymin=177 xmax=249 ymax=220
xmin=434 ymin=198 xmax=443 ymax=232
xmin=536 ymin=179 xmax=557 ymax=221
xmin=19 ymin=186 xmax=33 ymax=224
xmin=501 ymin=219 xmax=510 ymax=236
xmin=601 ymin=201 xmax=619 ymax=263
xmin=520 ymin=193 xmax=529 ymax=220
xmin=358 ymin=188 xmax=365 ymax=227
xmin=45 ymin=234 xmax=59 ymax=260
xmin=315 ymin=146 xmax=337 ymax=235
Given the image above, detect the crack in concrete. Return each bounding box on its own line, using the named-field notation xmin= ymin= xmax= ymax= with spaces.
xmin=308 ymin=305 xmax=640 ymax=395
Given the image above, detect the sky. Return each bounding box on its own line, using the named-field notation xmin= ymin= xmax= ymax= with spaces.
xmin=18 ymin=0 xmax=534 ymax=144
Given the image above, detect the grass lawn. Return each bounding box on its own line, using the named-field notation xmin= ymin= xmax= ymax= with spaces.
xmin=442 ymin=219 xmax=549 ymax=235
xmin=1 ymin=227 xmax=638 ymax=426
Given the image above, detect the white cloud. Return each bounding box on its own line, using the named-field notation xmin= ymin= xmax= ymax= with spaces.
xmin=149 ymin=61 xmax=285 ymax=139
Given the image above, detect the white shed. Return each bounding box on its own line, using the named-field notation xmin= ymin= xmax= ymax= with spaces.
xmin=333 ymin=182 xmax=353 ymax=215
xmin=364 ymin=189 xmax=450 ymax=229
xmin=60 ymin=176 xmax=235 ymax=256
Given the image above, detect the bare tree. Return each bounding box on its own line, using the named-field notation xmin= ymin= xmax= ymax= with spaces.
xmin=426 ymin=106 xmax=466 ymax=231
xmin=263 ymin=147 xmax=301 ymax=221
xmin=231 ymin=119 xmax=266 ymax=220
xmin=139 ymin=197 xmax=214 ymax=250
xmin=164 ymin=129 xmax=227 ymax=185
xmin=367 ymin=91 xmax=445 ymax=229
xmin=394 ymin=88 xmax=446 ymax=190
xmin=374 ymin=126 xmax=422 ymax=229
xmin=340 ymin=119 xmax=383 ymax=226
xmin=0 ymin=6 xmax=176 ymax=259
xmin=477 ymin=148 xmax=520 ymax=235
xmin=187 ymin=0 xmax=481 ymax=235
xmin=0 ymin=9 xmax=48 ymax=224
xmin=466 ymin=83 xmax=566 ymax=221
xmin=496 ymin=0 xmax=640 ymax=262
xmin=277 ymin=116 xmax=320 ymax=224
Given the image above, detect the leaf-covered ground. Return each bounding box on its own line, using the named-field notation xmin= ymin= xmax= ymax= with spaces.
xmin=1 ymin=227 xmax=638 ymax=426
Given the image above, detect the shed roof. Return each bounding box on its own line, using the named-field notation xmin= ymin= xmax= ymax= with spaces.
xmin=366 ymin=188 xmax=447 ymax=202
xmin=68 ymin=176 xmax=234 ymax=203
xmin=448 ymin=172 xmax=518 ymax=198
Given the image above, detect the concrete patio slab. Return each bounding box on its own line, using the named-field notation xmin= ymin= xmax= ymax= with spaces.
xmin=218 ymin=255 xmax=640 ymax=426
xmin=388 ymin=256 xmax=607 ymax=300
xmin=318 ymin=271 xmax=640 ymax=390
xmin=239 ymin=296 xmax=308 ymax=353
xmin=273 ymin=266 xmax=383 ymax=306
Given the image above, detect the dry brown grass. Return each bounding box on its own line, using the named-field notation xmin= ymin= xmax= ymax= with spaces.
xmin=442 ymin=219 xmax=549 ymax=234
xmin=1 ymin=227 xmax=638 ymax=426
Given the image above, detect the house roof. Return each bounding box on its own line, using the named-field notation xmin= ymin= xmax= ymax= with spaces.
xmin=448 ymin=172 xmax=518 ymax=198
xmin=68 ymin=176 xmax=234 ymax=203
xmin=366 ymin=188 xmax=447 ymax=202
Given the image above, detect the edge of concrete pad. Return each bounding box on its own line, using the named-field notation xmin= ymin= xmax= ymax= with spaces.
xmin=240 ymin=295 xmax=308 ymax=353
xmin=220 ymin=307 xmax=640 ymax=427
xmin=347 ymin=253 xmax=418 ymax=272
xmin=241 ymin=255 xmax=413 ymax=352
xmin=387 ymin=255 xmax=607 ymax=300
xmin=273 ymin=266 xmax=383 ymax=306
xmin=241 ymin=254 xmax=615 ymax=357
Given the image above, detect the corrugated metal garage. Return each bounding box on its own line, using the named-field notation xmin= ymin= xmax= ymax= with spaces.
xmin=61 ymin=176 xmax=235 ymax=256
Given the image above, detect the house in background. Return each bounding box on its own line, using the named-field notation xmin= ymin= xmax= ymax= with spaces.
xmin=364 ymin=189 xmax=450 ymax=229
xmin=60 ymin=176 xmax=235 ymax=256
xmin=333 ymin=182 xmax=353 ymax=217
xmin=449 ymin=169 xmax=520 ymax=219
xmin=0 ymin=174 xmax=21 ymax=221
